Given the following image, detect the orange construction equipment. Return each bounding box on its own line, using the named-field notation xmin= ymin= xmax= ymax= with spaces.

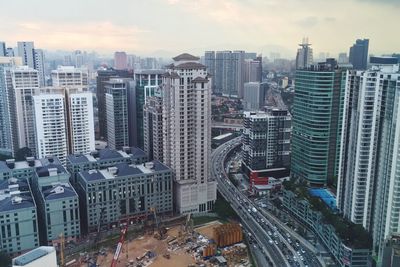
xmin=110 ymin=224 xmax=128 ymax=267
xmin=213 ymin=223 xmax=243 ymax=247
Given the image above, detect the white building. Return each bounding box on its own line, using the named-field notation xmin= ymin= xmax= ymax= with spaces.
xmin=12 ymin=246 xmax=57 ymax=267
xmin=11 ymin=66 xmax=40 ymax=155
xmin=243 ymin=82 xmax=264 ymax=111
xmin=51 ymin=66 xmax=88 ymax=88
xmin=162 ymin=53 xmax=217 ymax=214
xmin=33 ymin=93 xmax=68 ymax=164
xmin=33 ymin=49 xmax=45 ymax=86
xmin=336 ymin=58 xmax=400 ymax=262
xmin=17 ymin=42 xmax=35 ymax=68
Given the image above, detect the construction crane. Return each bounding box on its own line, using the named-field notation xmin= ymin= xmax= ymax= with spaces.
xmin=89 ymin=206 xmax=106 ymax=267
xmin=59 ymin=233 xmax=65 ymax=267
xmin=151 ymin=207 xmax=166 ymax=240
xmin=110 ymin=225 xmax=128 ymax=267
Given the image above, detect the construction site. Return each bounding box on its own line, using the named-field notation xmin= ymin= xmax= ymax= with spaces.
xmin=65 ymin=214 xmax=252 ymax=267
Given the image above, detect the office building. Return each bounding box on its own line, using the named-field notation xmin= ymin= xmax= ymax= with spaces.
xmin=0 ymin=61 xmax=18 ymax=156
xmin=12 ymin=246 xmax=57 ymax=267
xmin=143 ymin=96 xmax=163 ymax=161
xmin=336 ymin=60 xmax=400 ymax=262
xmin=96 ymin=68 xmax=133 ymax=140
xmin=129 ymin=70 xmax=164 ymax=148
xmin=244 ymin=58 xmax=262 ymax=83
xmin=242 ymin=109 xmax=291 ymax=173
xmin=32 ymin=162 xmax=80 ymax=245
xmin=114 ymin=51 xmax=128 ymax=70
xmin=17 ymin=42 xmax=35 ymax=68
xmin=349 ymin=39 xmax=369 ymax=70
xmin=295 ymin=38 xmax=313 ymax=69
xmin=162 ymin=53 xmax=217 ymax=214
xmin=105 ymin=78 xmax=132 ymax=150
xmin=76 ymin=160 xmax=172 ymax=233
xmin=66 ymin=146 xmax=147 ymax=184
xmin=0 ymin=178 xmax=39 ymax=255
xmin=243 ymin=82 xmax=264 ymax=111
xmin=0 ymin=42 xmax=5 ymax=56
xmin=33 ymin=93 xmax=68 ymax=165
xmin=291 ymin=61 xmax=346 ymax=185
xmin=204 ymin=51 xmax=216 ymax=91
xmin=11 ymin=66 xmax=40 ymax=155
xmin=215 ymin=50 xmax=245 ymax=98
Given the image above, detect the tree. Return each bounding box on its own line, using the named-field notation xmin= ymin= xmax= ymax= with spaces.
xmin=0 ymin=251 xmax=11 ymax=267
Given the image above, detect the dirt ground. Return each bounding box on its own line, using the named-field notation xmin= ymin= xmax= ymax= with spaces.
xmin=79 ymin=221 xmax=223 ymax=267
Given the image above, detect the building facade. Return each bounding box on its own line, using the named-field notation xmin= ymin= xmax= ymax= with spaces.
xmin=105 ymin=78 xmax=132 ymax=150
xmin=76 ymin=161 xmax=172 ymax=233
xmin=349 ymin=39 xmax=369 ymax=70
xmin=243 ymin=82 xmax=264 ymax=111
xmin=162 ymin=53 xmax=217 ymax=214
xmin=143 ymin=96 xmax=163 ymax=162
xmin=291 ymin=62 xmax=346 ymax=185
xmin=295 ymin=38 xmax=313 ymax=69
xmin=114 ymin=51 xmax=128 ymax=70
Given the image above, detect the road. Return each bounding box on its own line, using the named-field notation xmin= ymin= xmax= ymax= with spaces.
xmin=212 ymin=137 xmax=324 ymax=267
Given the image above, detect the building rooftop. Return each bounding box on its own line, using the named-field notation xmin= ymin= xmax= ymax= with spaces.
xmin=191 ymin=76 xmax=209 ymax=83
xmin=36 ymin=163 xmax=67 ymax=177
xmin=42 ymin=183 xmax=77 ymax=201
xmin=172 ymin=53 xmax=200 ymax=61
xmin=13 ymin=246 xmax=55 ymax=266
xmin=135 ymin=69 xmax=165 ymax=75
xmin=0 ymin=156 xmax=62 ymax=172
xmin=0 ymin=179 xmax=35 ymax=212
xmin=80 ymin=160 xmax=170 ymax=182
xmin=67 ymin=147 xmax=146 ymax=164
xmin=174 ymin=62 xmax=206 ymax=70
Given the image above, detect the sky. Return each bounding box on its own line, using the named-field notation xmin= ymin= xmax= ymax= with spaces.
xmin=1 ymin=0 xmax=399 ymax=58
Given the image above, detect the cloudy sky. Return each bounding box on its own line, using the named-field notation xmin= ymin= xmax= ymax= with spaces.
xmin=1 ymin=0 xmax=399 ymax=58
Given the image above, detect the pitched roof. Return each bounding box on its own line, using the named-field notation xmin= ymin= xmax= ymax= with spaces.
xmin=174 ymin=62 xmax=206 ymax=70
xmin=172 ymin=53 xmax=200 ymax=61
xmin=192 ymin=77 xmax=209 ymax=83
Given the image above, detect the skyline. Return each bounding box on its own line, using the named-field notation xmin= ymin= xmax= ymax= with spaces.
xmin=1 ymin=0 xmax=399 ymax=58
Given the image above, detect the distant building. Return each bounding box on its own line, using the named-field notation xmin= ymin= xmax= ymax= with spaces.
xmin=96 ymin=68 xmax=133 ymax=140
xmin=291 ymin=61 xmax=347 ymax=185
xmin=6 ymin=48 xmax=15 ymax=57
xmin=204 ymin=51 xmax=216 ymax=92
xmin=32 ymin=162 xmax=80 ymax=245
xmin=114 ymin=51 xmax=128 ymax=70
xmin=12 ymin=246 xmax=56 ymax=267
xmin=76 ymin=161 xmax=173 ymax=233
xmin=244 ymin=58 xmax=262 ymax=83
xmin=33 ymin=49 xmax=45 ymax=86
xmin=243 ymin=82 xmax=265 ymax=111
xmin=11 ymin=66 xmax=40 ymax=155
xmin=0 ymin=178 xmax=39 ymax=255
xmin=130 ymin=70 xmax=164 ymax=148
xmin=162 ymin=53 xmax=217 ymax=214
xmin=295 ymin=38 xmax=313 ymax=69
xmin=215 ymin=50 xmax=245 ymax=98
xmin=0 ymin=42 xmax=5 ymax=56
xmin=17 ymin=42 xmax=35 ymax=68
xmin=349 ymin=39 xmax=369 ymax=70
xmin=143 ymin=96 xmax=163 ymax=161
xmin=338 ymin=52 xmax=348 ymax=64
xmin=105 ymin=78 xmax=132 ymax=150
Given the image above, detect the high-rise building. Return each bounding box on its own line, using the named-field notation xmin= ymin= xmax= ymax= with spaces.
xmin=291 ymin=61 xmax=346 ymax=185
xmin=96 ymin=68 xmax=133 ymax=140
xmin=244 ymin=58 xmax=262 ymax=83
xmin=33 ymin=93 xmax=68 ymax=164
xmin=295 ymin=38 xmax=313 ymax=69
xmin=11 ymin=66 xmax=40 ymax=155
xmin=143 ymin=96 xmax=163 ymax=161
xmin=6 ymin=48 xmax=14 ymax=57
xmin=204 ymin=51 xmax=216 ymax=92
xmin=215 ymin=50 xmax=245 ymax=98
xmin=114 ymin=51 xmax=128 ymax=70
xmin=162 ymin=53 xmax=217 ymax=214
xmin=381 ymin=236 xmax=400 ymax=267
xmin=17 ymin=42 xmax=35 ymax=68
xmin=243 ymin=82 xmax=265 ymax=111
xmin=34 ymin=49 xmax=45 ymax=86
xmin=129 ymin=70 xmax=164 ymax=148
xmin=105 ymin=78 xmax=132 ymax=150
xmin=338 ymin=52 xmax=349 ymax=64
xmin=242 ymin=108 xmax=291 ymax=173
xmin=349 ymin=39 xmax=369 ymax=70
xmin=0 ymin=178 xmax=39 ymax=255
xmin=336 ymin=59 xmax=400 ymax=262
xmin=0 ymin=42 xmax=5 ymax=56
